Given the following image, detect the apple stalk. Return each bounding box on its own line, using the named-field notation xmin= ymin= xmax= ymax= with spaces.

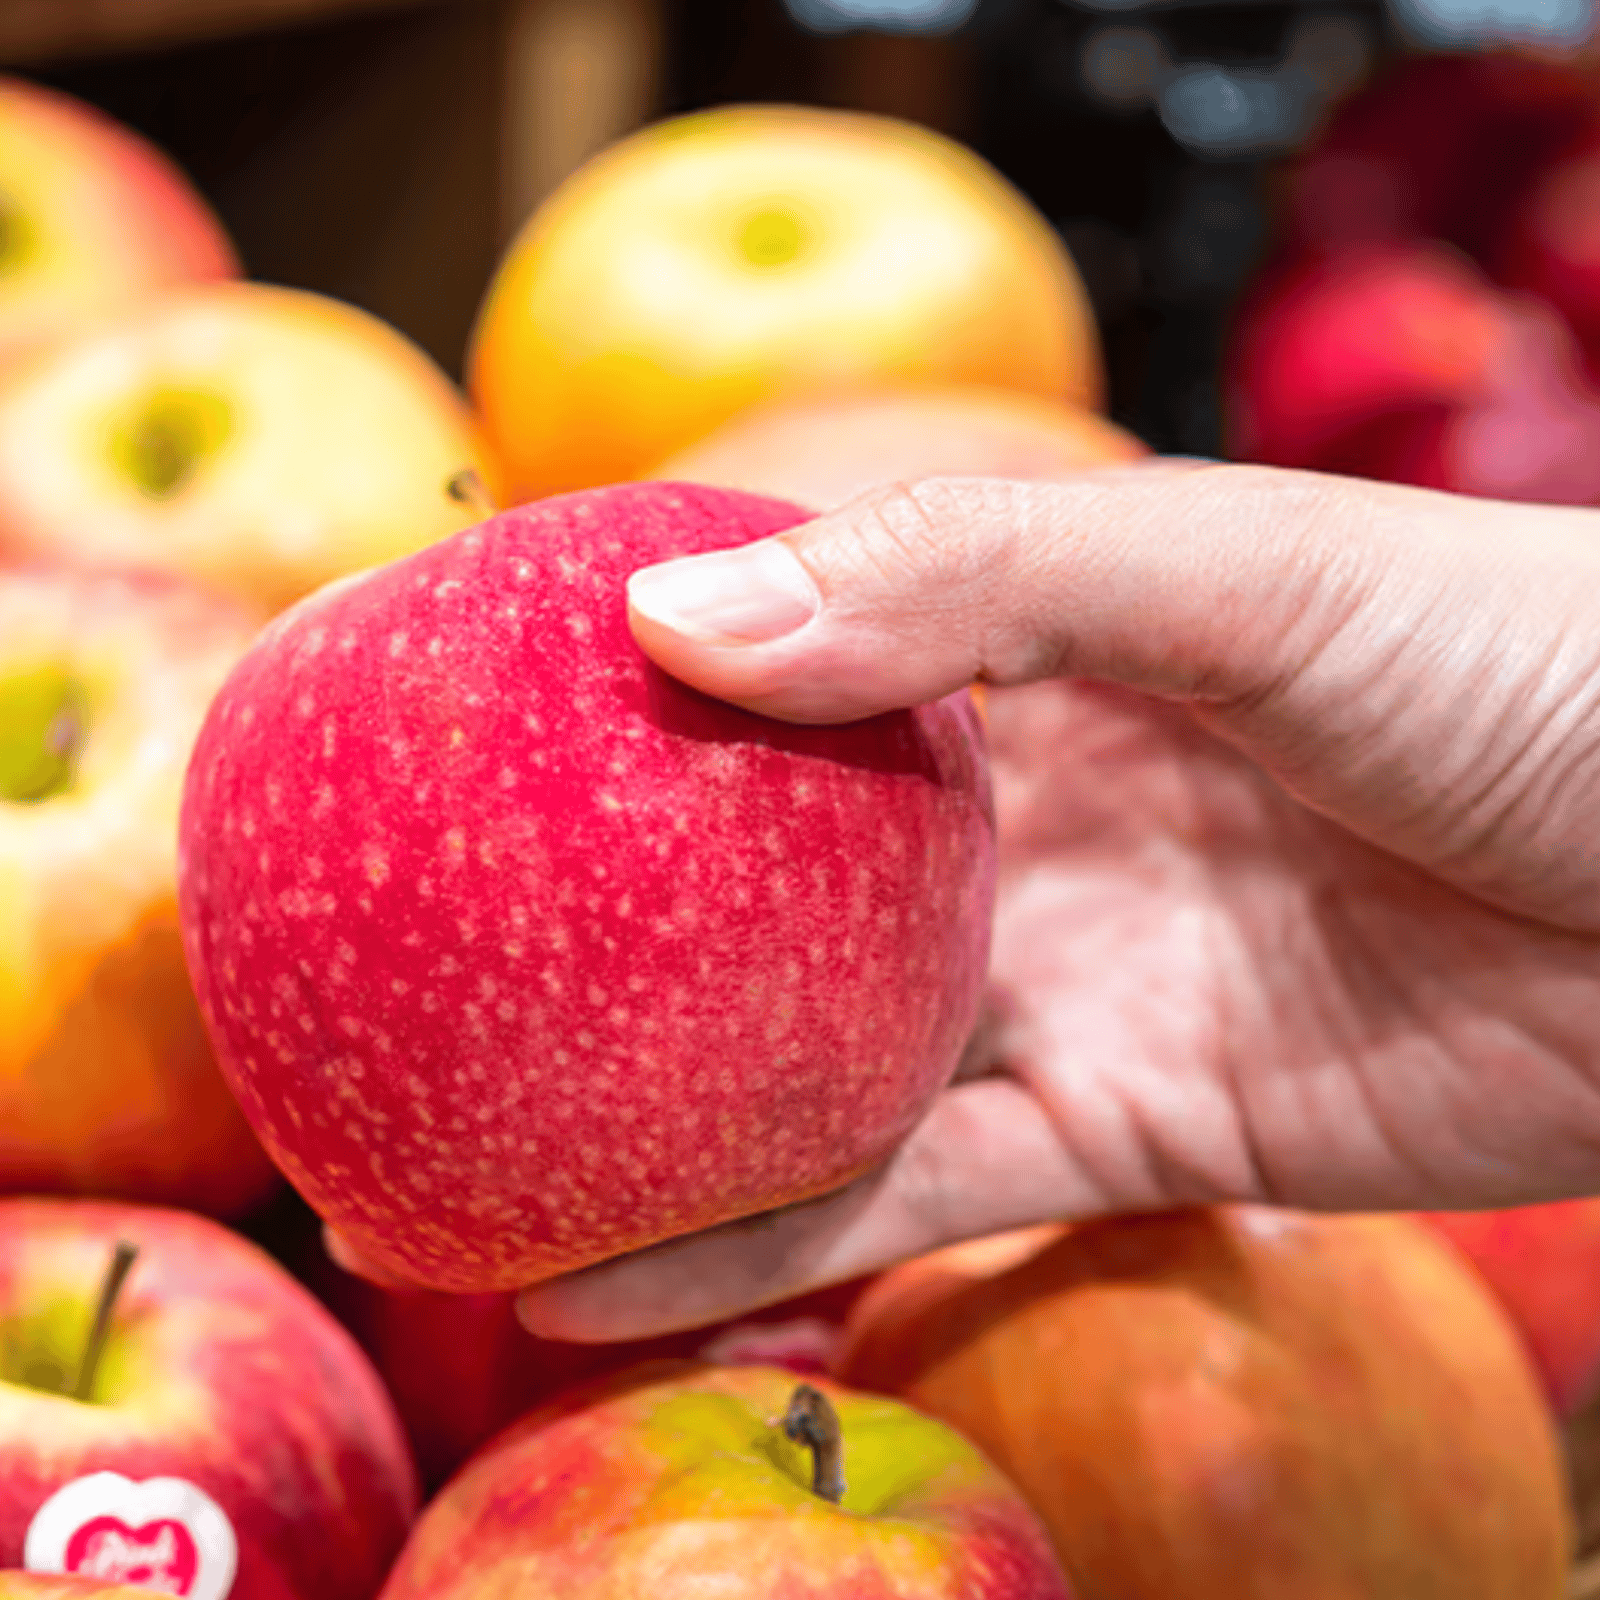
xmin=782 ymin=1383 xmax=846 ymax=1504
xmin=73 ymin=1239 xmax=137 ymax=1402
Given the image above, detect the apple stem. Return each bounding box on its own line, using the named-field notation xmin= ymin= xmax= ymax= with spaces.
xmin=73 ymin=1240 xmax=138 ymax=1403
xmin=782 ymin=1383 xmax=846 ymax=1504
xmin=446 ymin=467 xmax=498 ymax=518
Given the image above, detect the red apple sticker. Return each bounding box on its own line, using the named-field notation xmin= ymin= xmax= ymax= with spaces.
xmin=24 ymin=1474 xmax=237 ymax=1599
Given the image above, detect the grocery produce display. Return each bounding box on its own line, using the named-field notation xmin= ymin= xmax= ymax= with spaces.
xmin=3 ymin=50 xmax=1599 ymax=1600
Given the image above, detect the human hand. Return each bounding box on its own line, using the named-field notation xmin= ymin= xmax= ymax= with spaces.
xmin=486 ymin=461 xmax=1600 ymax=1340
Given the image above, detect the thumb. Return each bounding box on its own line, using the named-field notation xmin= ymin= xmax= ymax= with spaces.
xmin=629 ymin=463 xmax=1600 ymax=925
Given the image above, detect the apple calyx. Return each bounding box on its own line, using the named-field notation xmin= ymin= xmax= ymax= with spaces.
xmin=0 ymin=665 xmax=87 ymax=804
xmin=110 ymin=384 xmax=233 ymax=500
xmin=736 ymin=206 xmax=811 ymax=269
xmin=73 ymin=1239 xmax=138 ymax=1403
xmin=781 ymin=1383 xmax=846 ymax=1504
xmin=445 ymin=467 xmax=498 ymax=518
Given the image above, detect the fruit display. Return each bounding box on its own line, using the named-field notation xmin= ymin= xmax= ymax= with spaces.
xmin=176 ymin=481 xmax=997 ymax=1292
xmin=1225 ymin=52 xmax=1600 ymax=502
xmin=0 ymin=1199 xmax=417 ymax=1597
xmin=469 ymin=104 xmax=1103 ymax=501
xmin=376 ymin=1364 xmax=1074 ymax=1599
xmin=0 ymin=568 xmax=278 ymax=1216
xmin=1 ymin=57 xmax=1593 ymax=1600
xmin=840 ymin=1208 xmax=1573 ymax=1597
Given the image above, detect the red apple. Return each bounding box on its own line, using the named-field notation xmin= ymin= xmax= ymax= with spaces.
xmin=0 ymin=1198 xmax=418 ymax=1600
xmin=1422 ymin=1200 xmax=1600 ymax=1419
xmin=378 ymin=1363 xmax=1072 ymax=1599
xmin=1225 ymin=241 xmax=1600 ymax=503
xmin=177 ymin=482 xmax=997 ymax=1292
xmin=1283 ymin=52 xmax=1599 ymax=263
xmin=0 ymin=567 xmax=279 ymax=1216
xmin=840 ymin=1208 xmax=1573 ymax=1597
xmin=0 ymin=282 xmax=502 ymax=618
xmin=0 ymin=78 xmax=236 ymax=371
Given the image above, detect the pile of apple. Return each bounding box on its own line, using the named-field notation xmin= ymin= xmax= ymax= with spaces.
xmin=1226 ymin=51 xmax=1600 ymax=506
xmin=0 ymin=67 xmax=1592 ymax=1600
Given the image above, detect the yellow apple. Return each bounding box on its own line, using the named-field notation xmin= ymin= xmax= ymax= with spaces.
xmin=0 ymin=77 xmax=237 ymax=372
xmin=0 ymin=568 xmax=277 ymax=1216
xmin=0 ymin=283 xmax=503 ymax=617
xmin=470 ymin=105 xmax=1103 ymax=501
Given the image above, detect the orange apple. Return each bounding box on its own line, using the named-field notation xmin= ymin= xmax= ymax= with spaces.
xmin=0 ymin=568 xmax=277 ymax=1216
xmin=840 ymin=1208 xmax=1572 ymax=1598
xmin=0 ymin=283 xmax=502 ymax=617
xmin=647 ymin=387 xmax=1145 ymax=510
xmin=469 ymin=105 xmax=1102 ymax=501
xmin=0 ymin=78 xmax=236 ymax=372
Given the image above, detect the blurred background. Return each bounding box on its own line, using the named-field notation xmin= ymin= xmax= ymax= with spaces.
xmin=12 ymin=0 xmax=1595 ymax=461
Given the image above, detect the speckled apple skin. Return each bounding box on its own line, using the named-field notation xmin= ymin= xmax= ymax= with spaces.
xmin=0 ymin=1198 xmax=418 ymax=1600
xmin=378 ymin=1364 xmax=1073 ymax=1600
xmin=177 ymin=483 xmax=996 ymax=1292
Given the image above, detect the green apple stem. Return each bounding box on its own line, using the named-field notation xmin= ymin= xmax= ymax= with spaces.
xmin=782 ymin=1383 xmax=846 ymax=1504
xmin=73 ymin=1240 xmax=138 ymax=1403
xmin=446 ymin=467 xmax=498 ymax=518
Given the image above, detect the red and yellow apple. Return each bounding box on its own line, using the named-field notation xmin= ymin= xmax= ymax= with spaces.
xmin=0 ymin=568 xmax=277 ymax=1216
xmin=1422 ymin=1199 xmax=1600 ymax=1418
xmin=0 ymin=1198 xmax=417 ymax=1599
xmin=378 ymin=1363 xmax=1072 ymax=1599
xmin=177 ymin=481 xmax=997 ymax=1291
xmin=469 ymin=105 xmax=1102 ymax=501
xmin=0 ymin=78 xmax=237 ymax=373
xmin=840 ymin=1207 xmax=1572 ymax=1597
xmin=647 ymin=386 xmax=1145 ymax=510
xmin=0 ymin=1578 xmax=156 ymax=1598
xmin=0 ymin=282 xmax=502 ymax=617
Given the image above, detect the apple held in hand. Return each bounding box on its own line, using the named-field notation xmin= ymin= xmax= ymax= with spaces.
xmin=0 ymin=282 xmax=501 ymax=617
xmin=469 ymin=104 xmax=1102 ymax=501
xmin=178 ymin=482 xmax=996 ymax=1292
xmin=0 ymin=78 xmax=236 ymax=371
xmin=0 ymin=568 xmax=278 ymax=1215
xmin=0 ymin=1198 xmax=418 ymax=1600
xmin=378 ymin=1364 xmax=1071 ymax=1600
xmin=647 ymin=387 xmax=1146 ymax=511
xmin=840 ymin=1208 xmax=1572 ymax=1598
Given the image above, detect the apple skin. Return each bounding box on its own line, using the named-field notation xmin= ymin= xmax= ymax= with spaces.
xmin=0 ymin=1578 xmax=157 ymax=1599
xmin=1421 ymin=1200 xmax=1600 ymax=1419
xmin=0 ymin=77 xmax=236 ymax=370
xmin=0 ymin=568 xmax=279 ymax=1216
xmin=178 ymin=481 xmax=997 ymax=1292
xmin=469 ymin=104 xmax=1101 ymax=501
xmin=646 ymin=387 xmax=1146 ymax=511
xmin=0 ymin=282 xmax=502 ymax=618
xmin=377 ymin=1363 xmax=1073 ymax=1600
xmin=0 ymin=1198 xmax=418 ymax=1600
xmin=839 ymin=1208 xmax=1573 ymax=1598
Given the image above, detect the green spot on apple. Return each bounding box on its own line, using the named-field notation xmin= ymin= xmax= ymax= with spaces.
xmin=0 ymin=1242 xmax=140 ymax=1405
xmin=110 ymin=384 xmax=234 ymax=500
xmin=736 ymin=206 xmax=810 ymax=269
xmin=0 ymin=190 xmax=36 ymax=274
xmin=0 ymin=663 xmax=88 ymax=804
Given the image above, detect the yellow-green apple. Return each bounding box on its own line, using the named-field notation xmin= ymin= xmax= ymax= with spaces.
xmin=0 ymin=282 xmax=502 ymax=618
xmin=177 ymin=481 xmax=996 ymax=1292
xmin=0 ymin=1198 xmax=418 ymax=1598
xmin=468 ymin=104 xmax=1102 ymax=501
xmin=0 ymin=568 xmax=277 ymax=1216
xmin=1226 ymin=241 xmax=1600 ymax=504
xmin=646 ymin=387 xmax=1145 ymax=511
xmin=840 ymin=1208 xmax=1572 ymax=1598
xmin=377 ymin=1363 xmax=1072 ymax=1599
xmin=0 ymin=78 xmax=237 ymax=373
xmin=1422 ymin=1200 xmax=1600 ymax=1418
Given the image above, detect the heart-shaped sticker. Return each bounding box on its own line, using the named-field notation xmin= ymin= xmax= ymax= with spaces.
xmin=23 ymin=1472 xmax=238 ymax=1600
